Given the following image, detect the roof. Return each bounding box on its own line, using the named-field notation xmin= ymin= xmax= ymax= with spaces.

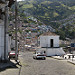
xmin=40 ymin=32 xmax=59 ymax=36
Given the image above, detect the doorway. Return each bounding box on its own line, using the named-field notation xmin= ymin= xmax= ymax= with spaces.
xmin=50 ymin=39 xmax=53 ymax=47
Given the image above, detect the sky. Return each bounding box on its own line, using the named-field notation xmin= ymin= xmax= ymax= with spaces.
xmin=17 ymin=0 xmax=22 ymax=2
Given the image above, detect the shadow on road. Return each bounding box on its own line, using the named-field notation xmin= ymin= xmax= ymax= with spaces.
xmin=34 ymin=58 xmax=46 ymax=60
xmin=0 ymin=60 xmax=18 ymax=72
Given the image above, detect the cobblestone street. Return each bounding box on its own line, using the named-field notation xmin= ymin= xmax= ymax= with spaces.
xmin=0 ymin=51 xmax=75 ymax=75
xmin=19 ymin=51 xmax=75 ymax=75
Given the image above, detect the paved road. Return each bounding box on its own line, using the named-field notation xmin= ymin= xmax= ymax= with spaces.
xmin=19 ymin=51 xmax=75 ymax=75
xmin=0 ymin=51 xmax=75 ymax=75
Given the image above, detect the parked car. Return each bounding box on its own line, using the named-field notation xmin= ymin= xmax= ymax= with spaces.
xmin=64 ymin=54 xmax=75 ymax=59
xmin=32 ymin=47 xmax=36 ymax=51
xmin=9 ymin=48 xmax=18 ymax=60
xmin=33 ymin=51 xmax=46 ymax=60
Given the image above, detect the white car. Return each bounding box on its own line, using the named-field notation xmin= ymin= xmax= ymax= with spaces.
xmin=33 ymin=52 xmax=46 ymax=60
xmin=64 ymin=54 xmax=75 ymax=59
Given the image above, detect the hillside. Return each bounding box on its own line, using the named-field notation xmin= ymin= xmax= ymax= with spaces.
xmin=19 ymin=0 xmax=75 ymax=24
xmin=18 ymin=0 xmax=75 ymax=40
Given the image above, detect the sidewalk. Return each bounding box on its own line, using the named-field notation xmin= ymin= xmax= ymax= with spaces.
xmin=67 ymin=59 xmax=75 ymax=65
xmin=51 ymin=56 xmax=64 ymax=60
xmin=51 ymin=56 xmax=75 ymax=65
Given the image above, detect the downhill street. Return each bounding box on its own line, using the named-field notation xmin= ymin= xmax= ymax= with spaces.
xmin=19 ymin=51 xmax=75 ymax=75
xmin=0 ymin=51 xmax=75 ymax=75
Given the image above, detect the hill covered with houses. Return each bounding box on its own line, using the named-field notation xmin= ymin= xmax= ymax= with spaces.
xmin=10 ymin=0 xmax=75 ymax=40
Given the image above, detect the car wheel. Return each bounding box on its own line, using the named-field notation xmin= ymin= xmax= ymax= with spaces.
xmin=33 ymin=57 xmax=37 ymax=59
xmin=65 ymin=57 xmax=66 ymax=59
xmin=33 ymin=56 xmax=35 ymax=59
xmin=9 ymin=57 xmax=11 ymax=61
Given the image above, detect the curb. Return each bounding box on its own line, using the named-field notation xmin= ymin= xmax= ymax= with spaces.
xmin=51 ymin=56 xmax=64 ymax=60
xmin=67 ymin=61 xmax=75 ymax=65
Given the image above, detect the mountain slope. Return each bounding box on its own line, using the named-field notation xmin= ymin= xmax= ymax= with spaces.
xmin=18 ymin=0 xmax=75 ymax=39
xmin=19 ymin=0 xmax=75 ymax=23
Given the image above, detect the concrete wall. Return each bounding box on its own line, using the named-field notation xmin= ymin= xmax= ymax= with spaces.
xmin=36 ymin=48 xmax=65 ymax=56
xmin=73 ymin=51 xmax=75 ymax=54
xmin=8 ymin=36 xmax=11 ymax=52
xmin=0 ymin=21 xmax=4 ymax=60
xmin=6 ymin=34 xmax=10 ymax=56
xmin=46 ymin=48 xmax=65 ymax=56
xmin=40 ymin=36 xmax=59 ymax=48
xmin=0 ymin=2 xmax=10 ymax=61
xmin=0 ymin=22 xmax=10 ymax=60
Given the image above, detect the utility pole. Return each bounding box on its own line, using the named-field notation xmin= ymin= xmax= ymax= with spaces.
xmin=4 ymin=1 xmax=8 ymax=61
xmin=4 ymin=5 xmax=7 ymax=61
xmin=15 ymin=0 xmax=18 ymax=61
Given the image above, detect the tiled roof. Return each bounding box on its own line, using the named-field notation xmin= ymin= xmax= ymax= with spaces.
xmin=41 ymin=32 xmax=59 ymax=36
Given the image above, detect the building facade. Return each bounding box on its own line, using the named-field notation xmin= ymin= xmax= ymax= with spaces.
xmin=0 ymin=0 xmax=14 ymax=61
xmin=40 ymin=35 xmax=59 ymax=48
xmin=39 ymin=32 xmax=65 ymax=56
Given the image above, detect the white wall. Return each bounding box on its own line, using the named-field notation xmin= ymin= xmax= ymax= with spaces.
xmin=40 ymin=36 xmax=59 ymax=47
xmin=0 ymin=21 xmax=9 ymax=60
xmin=36 ymin=48 xmax=65 ymax=56
xmin=46 ymin=48 xmax=65 ymax=56
xmin=0 ymin=21 xmax=4 ymax=60
xmin=73 ymin=51 xmax=75 ymax=54
xmin=11 ymin=39 xmax=18 ymax=50
xmin=8 ymin=36 xmax=11 ymax=52
xmin=11 ymin=40 xmax=15 ymax=48
xmin=6 ymin=34 xmax=10 ymax=59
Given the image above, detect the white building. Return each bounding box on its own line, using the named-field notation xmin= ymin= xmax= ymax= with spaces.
xmin=0 ymin=0 xmax=8 ymax=61
xmin=39 ymin=32 xmax=65 ymax=56
xmin=40 ymin=32 xmax=59 ymax=48
xmin=0 ymin=0 xmax=14 ymax=61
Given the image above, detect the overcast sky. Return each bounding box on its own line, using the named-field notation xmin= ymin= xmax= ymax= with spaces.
xmin=17 ymin=0 xmax=22 ymax=2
